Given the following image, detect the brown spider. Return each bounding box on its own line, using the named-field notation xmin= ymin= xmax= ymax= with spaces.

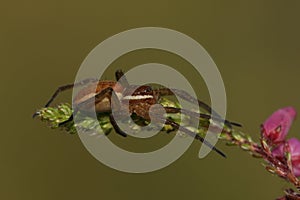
xmin=33 ymin=70 xmax=240 ymax=157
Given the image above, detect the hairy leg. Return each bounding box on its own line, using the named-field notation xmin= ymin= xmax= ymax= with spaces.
xmin=33 ymin=78 xmax=98 ymax=118
xmin=154 ymin=87 xmax=241 ymax=128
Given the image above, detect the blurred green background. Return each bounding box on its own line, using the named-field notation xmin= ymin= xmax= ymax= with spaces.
xmin=1 ymin=0 xmax=300 ymax=199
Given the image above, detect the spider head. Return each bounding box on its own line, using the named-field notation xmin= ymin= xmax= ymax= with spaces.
xmin=132 ymin=85 xmax=153 ymax=95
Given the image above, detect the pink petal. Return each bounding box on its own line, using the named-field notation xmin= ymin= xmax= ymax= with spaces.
xmin=287 ymin=138 xmax=300 ymax=157
xmin=262 ymin=107 xmax=296 ymax=143
xmin=272 ymin=138 xmax=300 ymax=177
xmin=292 ymin=157 xmax=300 ymax=176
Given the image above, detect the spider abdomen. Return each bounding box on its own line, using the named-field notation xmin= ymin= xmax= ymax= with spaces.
xmin=74 ymin=80 xmax=123 ymax=113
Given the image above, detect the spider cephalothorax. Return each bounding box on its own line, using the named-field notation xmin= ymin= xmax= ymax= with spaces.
xmin=33 ymin=70 xmax=241 ymax=157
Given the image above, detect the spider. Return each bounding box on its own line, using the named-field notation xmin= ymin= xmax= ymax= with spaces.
xmin=33 ymin=70 xmax=240 ymax=157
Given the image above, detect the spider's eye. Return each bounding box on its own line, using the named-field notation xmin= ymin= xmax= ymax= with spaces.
xmin=144 ymin=86 xmax=152 ymax=93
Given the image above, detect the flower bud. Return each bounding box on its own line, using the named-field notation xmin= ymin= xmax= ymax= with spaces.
xmin=261 ymin=107 xmax=296 ymax=144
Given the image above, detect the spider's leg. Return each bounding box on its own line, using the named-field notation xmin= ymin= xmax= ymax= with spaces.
xmin=109 ymin=113 xmax=127 ymax=137
xmin=45 ymin=78 xmax=98 ymax=108
xmin=155 ymin=87 xmax=212 ymax=112
xmin=163 ymin=107 xmax=241 ymax=127
xmin=33 ymin=78 xmax=98 ymax=118
xmin=74 ymin=86 xmax=128 ymax=138
xmin=115 ymin=69 xmax=130 ymax=88
xmin=59 ymin=112 xmax=75 ymax=126
xmin=164 ymin=118 xmax=226 ymax=158
xmin=132 ymin=104 xmax=226 ymax=158
xmin=58 ymin=87 xmax=114 ymax=126
xmin=154 ymin=88 xmax=241 ymax=128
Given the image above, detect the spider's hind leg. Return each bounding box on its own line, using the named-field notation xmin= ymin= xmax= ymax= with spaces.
xmin=163 ymin=107 xmax=240 ymax=128
xmin=164 ymin=118 xmax=226 ymax=158
xmin=134 ymin=105 xmax=226 ymax=158
xmin=155 ymin=88 xmax=241 ymax=128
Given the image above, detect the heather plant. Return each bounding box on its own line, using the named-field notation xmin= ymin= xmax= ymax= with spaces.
xmin=35 ymin=101 xmax=300 ymax=199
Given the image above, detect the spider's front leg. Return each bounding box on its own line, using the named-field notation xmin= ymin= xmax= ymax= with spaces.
xmin=115 ymin=69 xmax=130 ymax=88
xmin=59 ymin=87 xmax=115 ymax=126
xmin=81 ymin=86 xmax=131 ymax=138
xmin=61 ymin=70 xmax=131 ymax=136
xmin=32 ymin=78 xmax=98 ymax=118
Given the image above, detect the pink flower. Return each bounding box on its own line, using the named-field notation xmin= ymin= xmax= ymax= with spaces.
xmin=272 ymin=138 xmax=300 ymax=176
xmin=261 ymin=107 xmax=297 ymax=144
